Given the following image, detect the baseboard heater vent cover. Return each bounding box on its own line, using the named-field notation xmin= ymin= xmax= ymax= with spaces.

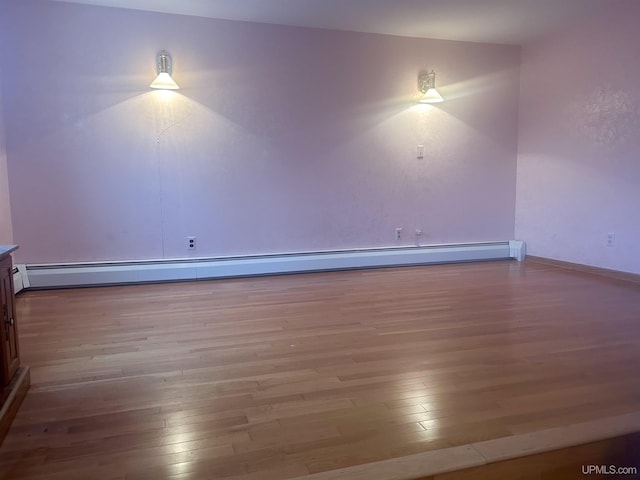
xmin=24 ymin=241 xmax=525 ymax=289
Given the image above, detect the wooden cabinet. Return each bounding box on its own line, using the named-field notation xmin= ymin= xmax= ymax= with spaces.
xmin=0 ymin=252 xmax=20 ymax=391
xmin=0 ymin=245 xmax=28 ymax=445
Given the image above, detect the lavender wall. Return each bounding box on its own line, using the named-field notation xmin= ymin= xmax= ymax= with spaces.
xmin=2 ymin=0 xmax=520 ymax=264
xmin=516 ymin=0 xmax=640 ymax=274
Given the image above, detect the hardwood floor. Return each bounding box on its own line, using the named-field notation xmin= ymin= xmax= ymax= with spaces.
xmin=1 ymin=260 xmax=639 ymax=479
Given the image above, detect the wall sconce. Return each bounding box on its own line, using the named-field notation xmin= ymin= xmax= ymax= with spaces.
xmin=418 ymin=70 xmax=443 ymax=103
xmin=150 ymin=51 xmax=180 ymax=90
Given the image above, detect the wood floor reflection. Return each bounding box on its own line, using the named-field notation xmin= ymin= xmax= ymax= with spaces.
xmin=1 ymin=260 xmax=639 ymax=479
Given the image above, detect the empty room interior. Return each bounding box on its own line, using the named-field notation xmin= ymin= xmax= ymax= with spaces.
xmin=1 ymin=0 xmax=640 ymax=479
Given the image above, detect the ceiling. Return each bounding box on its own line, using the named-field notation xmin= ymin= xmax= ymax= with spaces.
xmin=49 ymin=0 xmax=617 ymax=45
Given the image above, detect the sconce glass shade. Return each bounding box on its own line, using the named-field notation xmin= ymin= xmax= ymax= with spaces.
xmin=418 ymin=70 xmax=443 ymax=103
xmin=419 ymin=88 xmax=444 ymax=103
xmin=150 ymin=51 xmax=179 ymax=90
xmin=150 ymin=72 xmax=180 ymax=90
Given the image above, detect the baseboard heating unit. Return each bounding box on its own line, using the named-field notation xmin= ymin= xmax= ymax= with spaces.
xmin=21 ymin=240 xmax=526 ymax=290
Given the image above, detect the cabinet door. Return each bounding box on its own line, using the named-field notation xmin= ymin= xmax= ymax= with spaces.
xmin=0 ymin=262 xmax=19 ymax=386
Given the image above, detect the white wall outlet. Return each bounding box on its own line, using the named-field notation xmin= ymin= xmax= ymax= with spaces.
xmin=415 ymin=229 xmax=424 ymax=246
xmin=187 ymin=236 xmax=196 ymax=250
xmin=606 ymin=233 xmax=615 ymax=247
xmin=395 ymin=228 xmax=403 ymax=240
xmin=417 ymin=145 xmax=425 ymax=159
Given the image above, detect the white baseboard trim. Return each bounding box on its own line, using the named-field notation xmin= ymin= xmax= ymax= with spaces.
xmin=509 ymin=240 xmax=526 ymax=262
xmin=12 ymin=264 xmax=29 ymax=294
xmin=23 ymin=241 xmax=525 ymax=290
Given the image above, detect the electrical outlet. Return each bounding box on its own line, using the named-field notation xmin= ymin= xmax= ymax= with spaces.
xmin=415 ymin=229 xmax=423 ymax=246
xmin=606 ymin=233 xmax=615 ymax=247
xmin=395 ymin=228 xmax=403 ymax=240
xmin=187 ymin=236 xmax=196 ymax=250
xmin=417 ymin=145 xmax=425 ymax=159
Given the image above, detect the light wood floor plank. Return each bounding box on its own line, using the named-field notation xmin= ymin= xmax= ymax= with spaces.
xmin=1 ymin=260 xmax=640 ymax=479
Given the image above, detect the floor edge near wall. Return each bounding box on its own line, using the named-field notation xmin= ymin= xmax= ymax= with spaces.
xmin=526 ymin=256 xmax=640 ymax=285
xmin=290 ymin=412 xmax=640 ymax=480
